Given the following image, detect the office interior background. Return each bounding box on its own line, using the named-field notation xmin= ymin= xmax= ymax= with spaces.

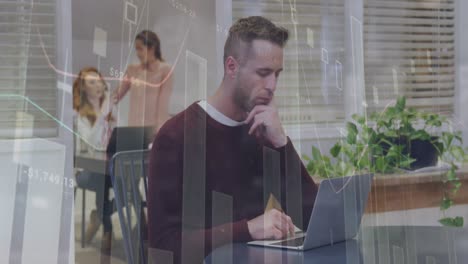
xmin=0 ymin=0 xmax=467 ymax=263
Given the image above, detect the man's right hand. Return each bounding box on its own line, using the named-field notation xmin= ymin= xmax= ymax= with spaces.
xmin=247 ymin=209 xmax=295 ymax=240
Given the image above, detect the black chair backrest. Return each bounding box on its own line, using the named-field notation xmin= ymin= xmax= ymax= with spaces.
xmin=110 ymin=149 xmax=150 ymax=264
xmin=106 ymin=126 xmax=153 ymax=156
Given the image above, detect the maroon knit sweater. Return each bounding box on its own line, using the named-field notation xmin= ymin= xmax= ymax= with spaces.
xmin=147 ymin=102 xmax=318 ymax=264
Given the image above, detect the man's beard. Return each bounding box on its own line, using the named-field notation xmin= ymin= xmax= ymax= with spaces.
xmin=233 ymin=79 xmax=253 ymax=112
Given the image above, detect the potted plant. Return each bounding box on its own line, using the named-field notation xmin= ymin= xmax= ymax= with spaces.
xmin=303 ymin=96 xmax=466 ymax=227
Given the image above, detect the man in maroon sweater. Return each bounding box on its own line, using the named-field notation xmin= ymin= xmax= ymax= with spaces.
xmin=148 ymin=16 xmax=318 ymax=264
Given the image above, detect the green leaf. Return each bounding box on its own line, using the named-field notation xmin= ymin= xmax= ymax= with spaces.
xmin=376 ymin=120 xmax=388 ymax=129
xmin=357 ymin=156 xmax=370 ymax=169
xmin=322 ymin=155 xmax=331 ymax=164
xmin=453 ymin=181 xmax=462 ymax=188
xmin=433 ymin=142 xmax=444 ymax=155
xmin=312 ymin=146 xmax=322 ymax=161
xmin=442 ymin=132 xmax=454 ymax=147
xmin=306 ymin=162 xmax=315 ymax=174
xmin=447 ymin=169 xmax=457 ymax=181
xmin=344 ymin=164 xmax=355 ymax=177
xmin=359 ymin=117 xmax=366 ymax=125
xmin=330 ymin=143 xmax=341 ymax=158
xmin=375 ymin=156 xmax=385 ymax=172
xmin=451 ymin=181 xmax=462 ymax=194
xmin=386 ymin=145 xmax=403 ymax=159
xmin=439 ymin=217 xmax=464 ymax=227
xmin=440 ymin=198 xmax=453 ymax=210
xmin=352 ymin=114 xmax=366 ymax=125
xmin=386 ymin=106 xmax=397 ymax=117
xmin=396 ymin=96 xmax=406 ymax=111
xmin=451 ymin=146 xmax=465 ymax=161
xmin=411 ymin=130 xmax=431 ymax=141
xmin=379 ymin=137 xmax=394 ymax=146
xmin=347 ymin=131 xmax=357 ymax=145
xmin=453 ymin=217 xmax=464 ymax=227
xmin=368 ymin=130 xmax=378 ymax=145
xmin=399 ymin=157 xmax=416 ymax=168
xmin=346 ymin=122 xmax=358 ymax=135
xmin=384 ymin=130 xmax=398 ymax=138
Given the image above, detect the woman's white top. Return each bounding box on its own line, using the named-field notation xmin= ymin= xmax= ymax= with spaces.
xmin=75 ymin=93 xmax=115 ymax=153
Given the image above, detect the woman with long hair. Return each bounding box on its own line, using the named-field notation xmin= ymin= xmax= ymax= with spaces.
xmin=73 ymin=67 xmax=115 ymax=251
xmin=113 ymin=30 xmax=174 ymax=134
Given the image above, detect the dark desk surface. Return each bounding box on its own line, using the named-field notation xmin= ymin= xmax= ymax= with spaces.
xmin=205 ymin=226 xmax=468 ymax=264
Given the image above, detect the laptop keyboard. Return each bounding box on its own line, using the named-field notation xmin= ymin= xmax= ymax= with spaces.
xmin=272 ymin=236 xmax=305 ymax=247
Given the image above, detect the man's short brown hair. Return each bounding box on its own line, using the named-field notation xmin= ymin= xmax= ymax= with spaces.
xmin=223 ymin=16 xmax=289 ymax=65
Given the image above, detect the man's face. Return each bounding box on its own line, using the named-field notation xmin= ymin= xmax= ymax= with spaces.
xmin=232 ymin=39 xmax=284 ymax=112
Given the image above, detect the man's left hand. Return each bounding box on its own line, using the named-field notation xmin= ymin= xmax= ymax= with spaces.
xmin=244 ymin=104 xmax=288 ymax=148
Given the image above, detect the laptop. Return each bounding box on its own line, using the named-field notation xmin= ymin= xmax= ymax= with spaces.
xmin=106 ymin=126 xmax=154 ymax=155
xmin=247 ymin=174 xmax=374 ymax=250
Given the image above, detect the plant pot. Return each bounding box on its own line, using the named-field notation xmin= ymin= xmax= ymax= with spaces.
xmin=406 ymin=138 xmax=439 ymax=170
xmin=380 ymin=136 xmax=439 ymax=170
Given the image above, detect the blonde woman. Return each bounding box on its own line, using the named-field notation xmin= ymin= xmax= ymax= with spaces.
xmin=73 ymin=67 xmax=115 ymax=251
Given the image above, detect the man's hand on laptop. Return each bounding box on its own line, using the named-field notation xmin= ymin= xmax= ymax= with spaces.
xmin=247 ymin=209 xmax=295 ymax=240
xmin=244 ymin=104 xmax=288 ymax=148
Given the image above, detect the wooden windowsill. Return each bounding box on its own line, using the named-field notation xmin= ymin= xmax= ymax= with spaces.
xmin=310 ymin=165 xmax=468 ymax=213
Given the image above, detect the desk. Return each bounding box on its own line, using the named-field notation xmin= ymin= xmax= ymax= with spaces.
xmin=205 ymin=226 xmax=468 ymax=264
xmin=75 ymin=150 xmax=109 ymax=175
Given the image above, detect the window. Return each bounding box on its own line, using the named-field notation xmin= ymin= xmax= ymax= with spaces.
xmin=364 ymin=0 xmax=455 ymax=115
xmin=232 ymin=0 xmax=457 ymax=128
xmin=0 ymin=0 xmax=58 ymax=138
